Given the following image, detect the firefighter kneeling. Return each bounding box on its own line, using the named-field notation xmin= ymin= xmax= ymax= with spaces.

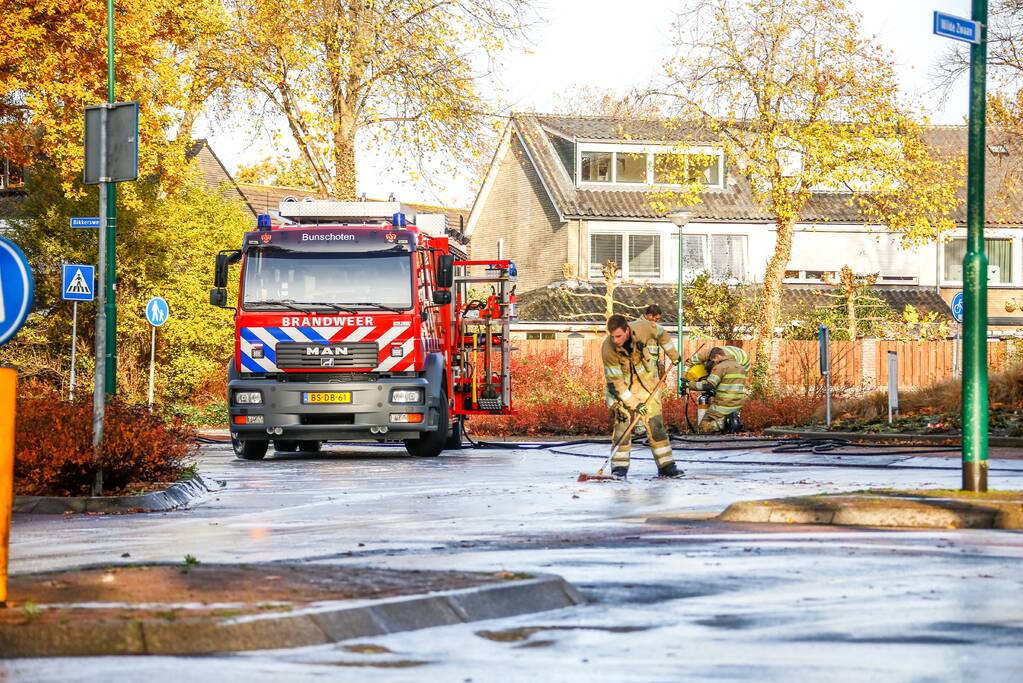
xmin=601 ymin=314 xmax=682 ymax=479
xmin=685 ymin=346 xmax=749 ymax=434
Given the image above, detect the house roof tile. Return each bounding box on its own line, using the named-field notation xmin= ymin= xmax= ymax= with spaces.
xmin=516 ymin=282 xmax=950 ymax=325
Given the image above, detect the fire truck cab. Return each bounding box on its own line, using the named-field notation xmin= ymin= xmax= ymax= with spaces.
xmin=210 ymin=201 xmax=514 ymax=460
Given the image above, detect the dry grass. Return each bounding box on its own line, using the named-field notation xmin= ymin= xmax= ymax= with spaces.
xmin=827 ymin=364 xmax=1023 ymax=421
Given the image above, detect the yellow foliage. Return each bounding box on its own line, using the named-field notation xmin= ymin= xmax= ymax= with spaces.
xmin=658 ymin=0 xmax=962 ymax=351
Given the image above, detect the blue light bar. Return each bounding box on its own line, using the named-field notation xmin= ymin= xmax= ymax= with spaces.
xmin=391 ymin=212 xmax=407 ymax=227
xmin=257 ymin=214 xmax=272 ymax=231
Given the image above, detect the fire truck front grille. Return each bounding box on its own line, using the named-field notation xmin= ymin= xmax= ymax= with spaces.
xmin=275 ymin=342 xmax=379 ymax=369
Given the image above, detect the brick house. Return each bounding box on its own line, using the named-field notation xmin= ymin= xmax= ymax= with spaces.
xmin=466 ymin=114 xmax=1023 ymax=338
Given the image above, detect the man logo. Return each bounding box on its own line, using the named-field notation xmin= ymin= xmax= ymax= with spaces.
xmin=305 ymin=346 xmax=349 ymax=356
xmin=321 ymin=357 xmax=334 ymax=367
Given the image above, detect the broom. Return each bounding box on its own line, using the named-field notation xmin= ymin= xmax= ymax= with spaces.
xmin=578 ymin=371 xmax=670 ymax=482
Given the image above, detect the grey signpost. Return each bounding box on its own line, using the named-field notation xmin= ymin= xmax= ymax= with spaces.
xmin=819 ymin=324 xmax=831 ymax=427
xmin=82 ymin=100 xmax=138 ymax=495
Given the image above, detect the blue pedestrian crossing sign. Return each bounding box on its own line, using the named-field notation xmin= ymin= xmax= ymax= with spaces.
xmin=0 ymin=236 xmax=35 ymax=347
xmin=62 ymin=264 xmax=95 ymax=302
xmin=951 ymin=291 xmax=964 ymax=323
xmin=145 ymin=296 xmax=169 ymax=327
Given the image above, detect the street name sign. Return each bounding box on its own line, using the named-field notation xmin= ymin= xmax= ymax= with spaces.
xmin=145 ymin=296 xmax=169 ymax=327
xmin=0 ymin=236 xmax=35 ymax=347
xmin=933 ymin=11 xmax=981 ymax=44
xmin=62 ymin=264 xmax=95 ymax=302
xmin=70 ymin=217 xmax=101 ymax=229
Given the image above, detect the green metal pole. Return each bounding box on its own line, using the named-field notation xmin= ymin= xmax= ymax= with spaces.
xmin=676 ymin=225 xmax=684 ymax=395
xmin=104 ymin=0 xmax=117 ymax=396
xmin=962 ymin=0 xmax=989 ymax=492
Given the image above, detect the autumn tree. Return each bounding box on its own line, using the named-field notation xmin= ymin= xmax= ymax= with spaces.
xmin=657 ymin=0 xmax=961 ymax=364
xmin=0 ymin=0 xmax=230 ymax=193
xmin=236 ymin=156 xmax=319 ymax=189
xmin=222 ymin=0 xmax=533 ymax=199
xmin=822 ymin=266 xmax=879 ymax=341
xmin=552 ymin=85 xmax=665 ymax=118
xmin=559 ymin=261 xmax=647 ymax=321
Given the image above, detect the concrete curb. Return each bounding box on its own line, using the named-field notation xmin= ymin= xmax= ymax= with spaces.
xmin=717 ymin=494 xmax=1023 ymax=529
xmin=764 ymin=427 xmax=1023 ymax=448
xmin=0 ymin=574 xmax=584 ymax=658
xmin=12 ymin=475 xmax=224 ymax=514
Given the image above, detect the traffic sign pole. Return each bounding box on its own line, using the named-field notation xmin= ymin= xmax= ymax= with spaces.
xmin=148 ymin=325 xmax=156 ymax=411
xmin=70 ymin=301 xmax=78 ymax=401
xmin=93 ymin=106 xmax=108 ymax=498
xmin=962 ymin=0 xmax=989 ymax=492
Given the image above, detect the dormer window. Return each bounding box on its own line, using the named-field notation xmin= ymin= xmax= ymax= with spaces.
xmin=580 ymin=152 xmax=612 ymax=182
xmin=575 ymin=143 xmax=724 ymax=189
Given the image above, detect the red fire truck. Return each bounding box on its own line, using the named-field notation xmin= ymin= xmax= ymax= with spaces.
xmin=209 ymin=201 xmax=515 ymax=460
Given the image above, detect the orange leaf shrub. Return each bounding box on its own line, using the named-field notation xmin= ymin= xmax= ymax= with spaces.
xmin=469 ymin=352 xmax=820 ymax=436
xmin=14 ymin=390 xmax=197 ymax=496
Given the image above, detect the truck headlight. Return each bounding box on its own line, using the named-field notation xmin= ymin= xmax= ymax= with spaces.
xmin=233 ymin=390 xmax=263 ymax=405
xmin=391 ymin=389 xmax=423 ymax=404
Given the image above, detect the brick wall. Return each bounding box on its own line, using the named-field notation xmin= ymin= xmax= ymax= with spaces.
xmin=468 ymin=132 xmax=567 ymax=293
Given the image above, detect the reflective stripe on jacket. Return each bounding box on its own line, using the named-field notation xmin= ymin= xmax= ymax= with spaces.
xmin=704 ymin=359 xmax=746 ymax=414
xmin=602 ymin=319 xmax=680 ymax=406
xmin=688 ymin=345 xmax=750 ymax=374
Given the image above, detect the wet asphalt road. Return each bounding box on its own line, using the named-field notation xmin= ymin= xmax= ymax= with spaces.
xmin=4 ymin=438 xmax=1023 ymax=682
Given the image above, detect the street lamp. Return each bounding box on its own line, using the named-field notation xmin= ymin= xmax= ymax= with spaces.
xmin=668 ymin=210 xmax=692 ymax=396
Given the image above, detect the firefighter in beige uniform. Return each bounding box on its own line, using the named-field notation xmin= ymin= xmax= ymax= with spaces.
xmin=685 ymin=346 xmax=749 ymax=433
xmin=601 ymin=314 xmax=682 ymax=478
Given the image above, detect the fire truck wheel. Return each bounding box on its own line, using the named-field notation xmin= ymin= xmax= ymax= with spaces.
xmin=274 ymin=440 xmax=299 ymax=453
xmin=403 ymin=393 xmax=450 ymax=457
xmin=445 ymin=417 xmax=463 ymax=450
xmin=297 ymin=440 xmax=322 ymax=452
xmin=233 ymin=435 xmax=268 ymax=460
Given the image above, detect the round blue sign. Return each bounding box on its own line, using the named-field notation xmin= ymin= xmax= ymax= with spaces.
xmin=145 ymin=296 xmax=170 ymax=327
xmin=0 ymin=237 xmax=35 ymax=347
xmin=951 ymin=291 xmax=964 ymax=324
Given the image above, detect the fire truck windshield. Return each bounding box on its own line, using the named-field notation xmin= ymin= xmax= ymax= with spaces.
xmin=242 ymin=250 xmax=413 ymax=310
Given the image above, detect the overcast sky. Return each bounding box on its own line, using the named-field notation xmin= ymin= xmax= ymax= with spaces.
xmin=198 ymin=0 xmax=977 ymax=209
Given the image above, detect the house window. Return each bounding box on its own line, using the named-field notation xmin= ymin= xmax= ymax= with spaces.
xmin=670 ymin=234 xmax=708 ymax=280
xmin=526 ymin=332 xmax=556 ymax=340
xmin=590 ymin=233 xmax=661 ymax=279
xmin=580 ymin=152 xmax=612 ymax=183
xmin=710 ymin=235 xmax=747 ymax=281
xmin=944 ymin=238 xmax=1012 ymax=284
xmin=654 ymin=152 xmax=722 ymax=186
xmin=590 ymin=233 xmax=624 ymax=278
xmin=616 ymin=153 xmax=647 ymax=183
xmin=628 ymin=234 xmax=661 ymax=278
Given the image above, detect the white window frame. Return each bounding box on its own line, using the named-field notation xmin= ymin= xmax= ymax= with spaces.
xmin=576 ymin=143 xmax=725 ymax=190
xmin=589 ymin=230 xmax=663 ymax=280
xmin=939 ymin=234 xmax=1019 ymax=287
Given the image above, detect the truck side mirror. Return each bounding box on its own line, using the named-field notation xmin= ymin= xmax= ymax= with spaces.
xmin=432 ymin=290 xmax=452 ymax=306
xmin=436 ymin=254 xmax=454 ymax=289
xmin=209 ymin=287 xmax=228 ymax=307
xmin=215 ymin=250 xmax=240 ymax=288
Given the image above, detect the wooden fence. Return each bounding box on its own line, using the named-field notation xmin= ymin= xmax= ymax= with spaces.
xmin=513 ymin=338 xmax=1016 ymax=391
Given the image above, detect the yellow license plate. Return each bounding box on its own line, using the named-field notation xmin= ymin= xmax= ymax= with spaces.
xmin=302 ymin=391 xmax=352 ymax=404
